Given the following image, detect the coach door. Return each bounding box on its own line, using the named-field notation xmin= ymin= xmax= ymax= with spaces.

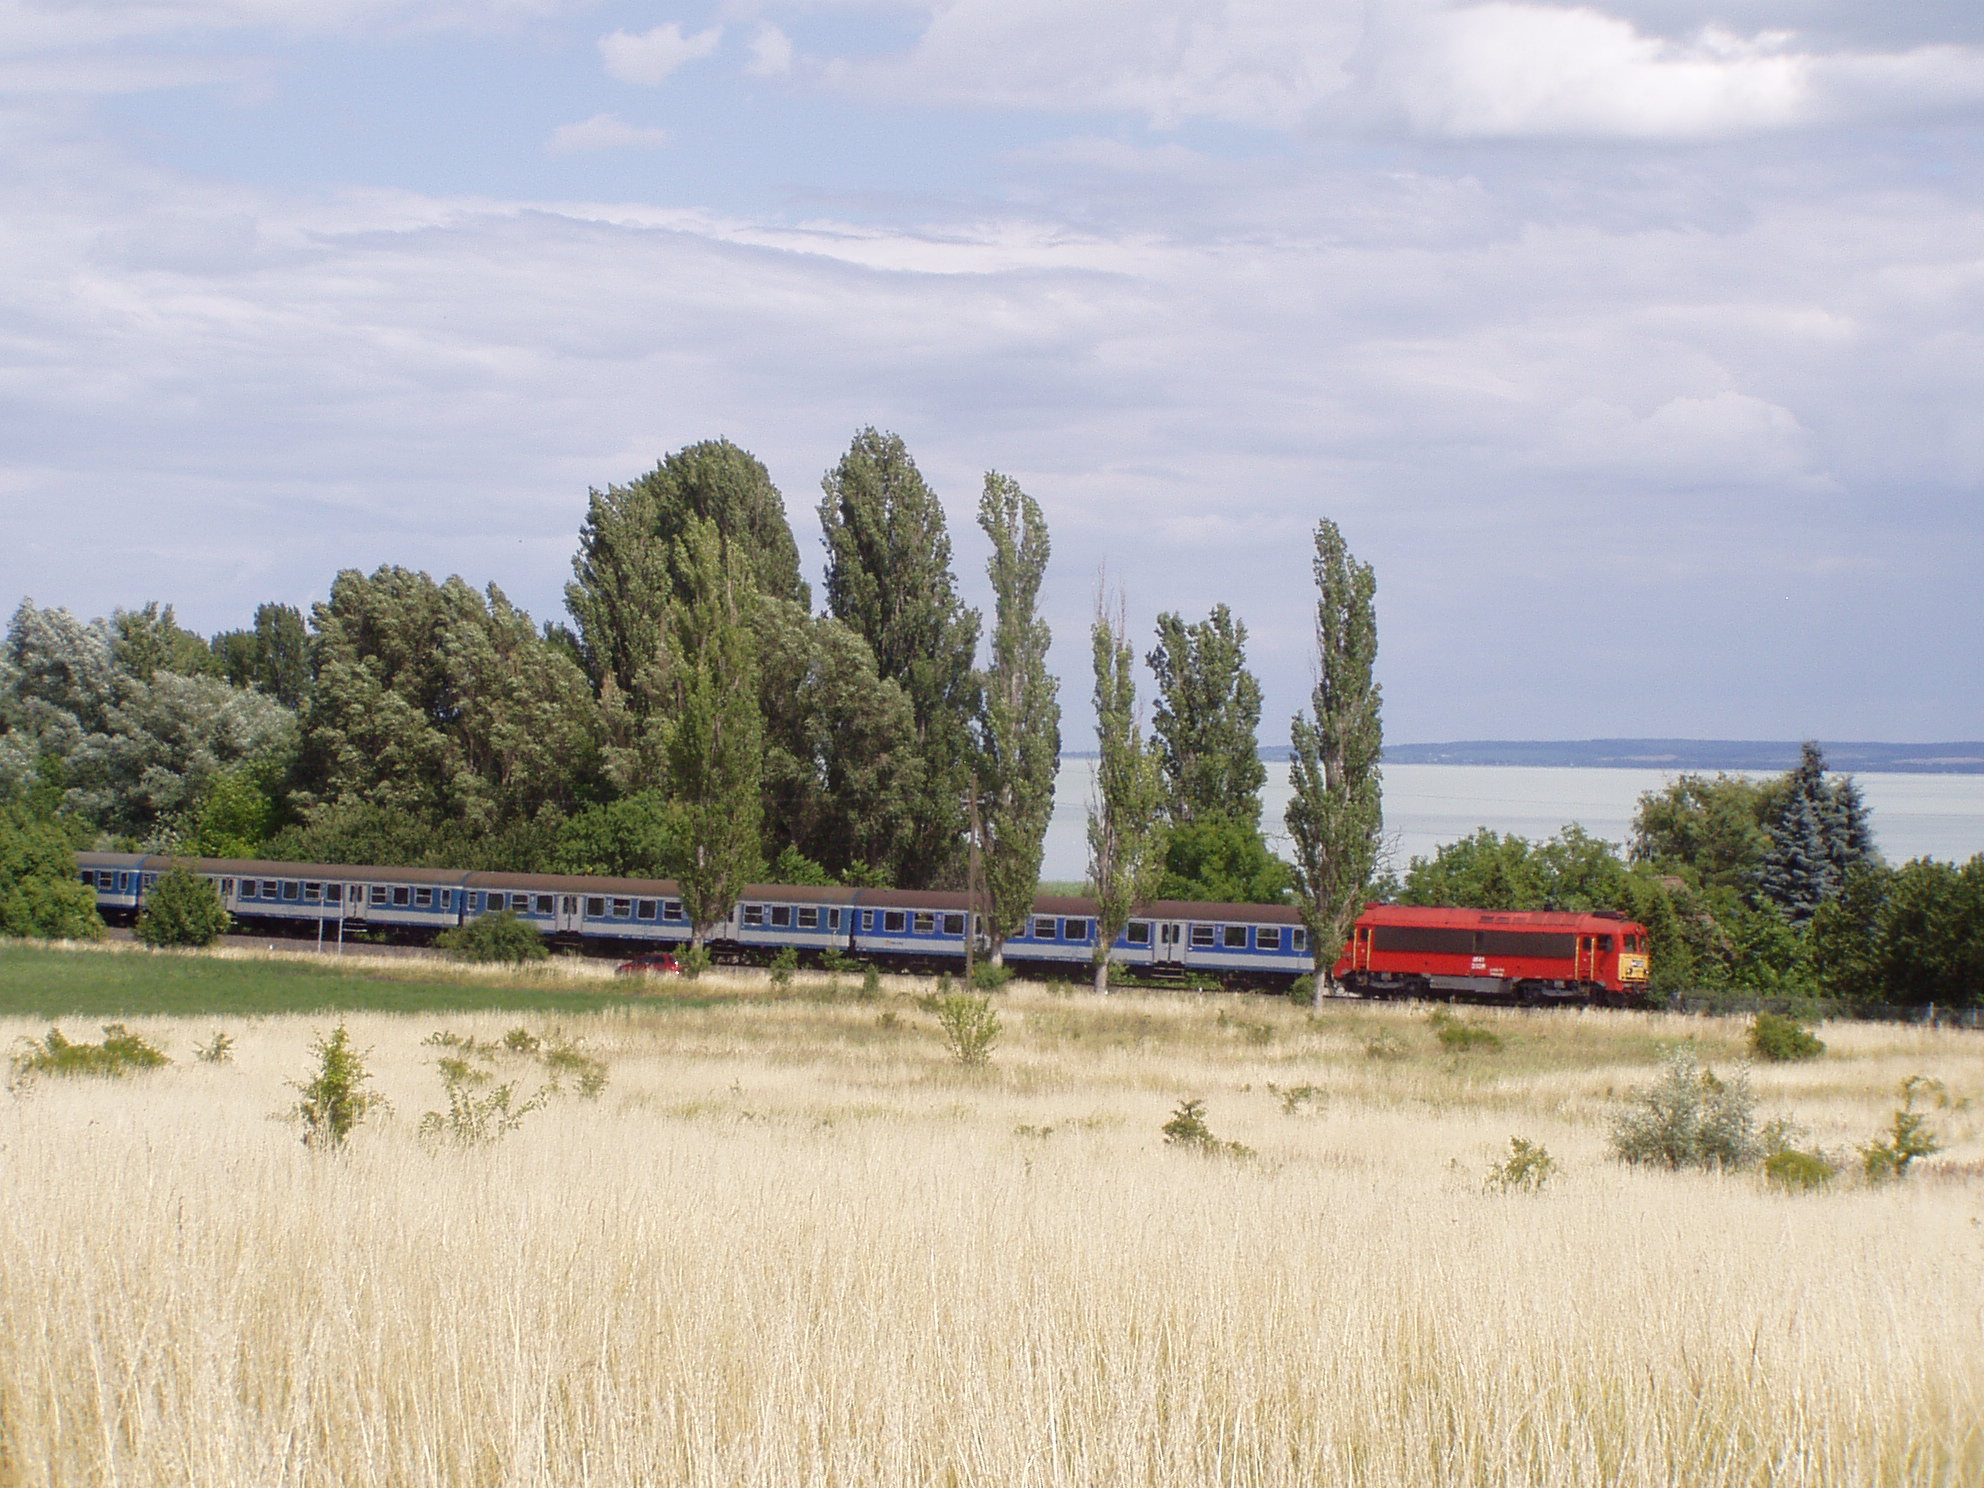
xmin=1155 ymin=921 xmax=1187 ymax=965
xmin=556 ymin=895 xmax=584 ymax=934
xmin=345 ymin=884 xmax=369 ymax=923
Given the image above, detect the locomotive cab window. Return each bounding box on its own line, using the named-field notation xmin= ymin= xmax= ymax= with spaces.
xmin=1597 ymin=935 xmax=1613 ymax=953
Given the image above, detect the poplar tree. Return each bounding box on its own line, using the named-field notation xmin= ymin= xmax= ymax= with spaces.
xmin=1285 ymin=520 xmax=1383 ymax=1004
xmin=660 ymin=518 xmax=763 ymax=945
xmin=976 ymin=473 xmax=1059 ymax=965
xmin=818 ymin=429 xmax=982 ymax=887
xmin=1147 ymin=605 xmax=1265 ymax=825
xmin=567 ymin=439 xmax=806 ymax=702
xmin=1086 ymin=597 xmax=1165 ymax=996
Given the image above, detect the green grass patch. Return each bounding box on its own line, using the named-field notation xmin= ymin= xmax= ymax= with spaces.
xmin=0 ymin=945 xmax=725 ymax=1019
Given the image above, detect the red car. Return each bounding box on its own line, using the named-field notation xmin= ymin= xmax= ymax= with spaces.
xmin=616 ymin=951 xmax=683 ymax=977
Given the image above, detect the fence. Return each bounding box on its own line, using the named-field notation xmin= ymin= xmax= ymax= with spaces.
xmin=1663 ymin=993 xmax=1983 ymax=1029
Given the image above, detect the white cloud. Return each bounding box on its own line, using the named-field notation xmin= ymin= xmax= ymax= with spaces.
xmin=598 ymin=21 xmax=723 ymax=86
xmin=745 ymin=21 xmax=792 ymax=78
xmin=545 ymin=113 xmax=670 ymax=155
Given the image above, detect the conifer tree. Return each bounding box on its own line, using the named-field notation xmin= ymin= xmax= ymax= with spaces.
xmin=1285 ymin=519 xmax=1383 ymax=1004
xmin=1761 ymin=742 xmax=1875 ymax=921
xmin=660 ymin=518 xmax=763 ymax=945
xmin=976 ymin=473 xmax=1059 ymax=965
xmin=1146 ymin=605 xmax=1265 ymax=825
xmin=1086 ymin=596 xmax=1165 ymax=996
xmin=818 ymin=429 xmax=982 ymax=887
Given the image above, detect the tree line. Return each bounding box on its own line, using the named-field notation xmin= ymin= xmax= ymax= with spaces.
xmin=0 ymin=431 xmax=1386 ymax=983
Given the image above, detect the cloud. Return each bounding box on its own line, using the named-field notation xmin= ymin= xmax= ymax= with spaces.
xmin=545 ymin=113 xmax=670 ymax=155
xmin=745 ymin=21 xmax=793 ymax=79
xmin=598 ymin=21 xmax=723 ymax=86
xmin=797 ymin=0 xmax=1984 ymax=139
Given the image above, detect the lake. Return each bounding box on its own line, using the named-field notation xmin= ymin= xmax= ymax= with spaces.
xmin=1038 ymin=761 xmax=1984 ymax=883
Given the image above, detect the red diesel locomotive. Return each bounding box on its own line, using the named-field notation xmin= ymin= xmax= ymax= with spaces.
xmin=1333 ymin=904 xmax=1651 ymax=1004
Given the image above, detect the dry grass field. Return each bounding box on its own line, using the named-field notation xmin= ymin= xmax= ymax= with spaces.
xmin=3 ymin=957 xmax=1982 ymax=1486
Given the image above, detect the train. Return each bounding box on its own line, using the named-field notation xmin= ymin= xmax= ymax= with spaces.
xmin=75 ymin=850 xmax=1651 ymax=1002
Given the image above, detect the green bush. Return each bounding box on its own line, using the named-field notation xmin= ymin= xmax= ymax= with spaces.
xmin=933 ymin=991 xmax=1000 ymax=1066
xmin=1862 ymin=1075 xmax=1942 ymax=1181
xmin=1749 ymin=1012 xmax=1825 ymax=1062
xmin=768 ymin=946 xmax=799 ymax=990
xmin=1161 ymin=1098 xmax=1253 ymax=1158
xmin=134 ymin=864 xmax=230 ymax=948
xmin=435 ymin=909 xmax=548 ymax=965
xmin=195 ymin=1031 xmax=235 ymax=1064
xmin=860 ymin=963 xmax=882 ymax=999
xmin=419 ymin=1053 xmax=549 ymax=1146
xmin=677 ymin=945 xmax=712 ymax=981
xmin=1610 ymin=1046 xmax=1760 ymax=1171
xmin=290 ymin=1025 xmax=388 ymax=1149
xmin=11 ymin=1023 xmax=169 ymax=1080
xmin=0 ymin=804 xmax=102 ymax=941
xmin=1485 ymin=1137 xmax=1557 ymax=1193
xmin=970 ymin=961 xmax=1012 ymax=992
xmin=1289 ymin=973 xmax=1315 ymax=1004
xmin=1429 ymin=1008 xmax=1503 ymax=1052
xmin=1764 ymin=1148 xmax=1838 ymax=1192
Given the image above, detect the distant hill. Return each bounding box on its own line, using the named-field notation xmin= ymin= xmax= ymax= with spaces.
xmin=1363 ymin=740 xmax=1984 ymax=773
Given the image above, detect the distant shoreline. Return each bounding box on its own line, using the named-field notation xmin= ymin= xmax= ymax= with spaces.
xmin=1063 ymin=741 xmax=1984 ymax=773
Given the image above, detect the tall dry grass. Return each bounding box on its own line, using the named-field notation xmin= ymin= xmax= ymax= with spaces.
xmin=2 ymin=983 xmax=1981 ymax=1486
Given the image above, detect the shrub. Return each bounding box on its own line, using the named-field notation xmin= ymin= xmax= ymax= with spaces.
xmin=1610 ymin=1046 xmax=1760 ymax=1171
xmin=1289 ymin=974 xmax=1315 ymax=1004
xmin=195 ymin=1031 xmax=235 ymax=1064
xmin=1862 ymin=1075 xmax=1942 ymax=1181
xmin=677 ymin=945 xmax=712 ymax=981
xmin=861 ymin=963 xmax=882 ymax=999
xmin=1749 ymin=1012 xmax=1825 ymax=1062
xmin=134 ymin=865 xmax=229 ymax=948
xmin=970 ymin=961 xmax=1012 ymax=992
xmin=291 ymin=1025 xmax=388 ymax=1149
xmin=501 ymin=1027 xmax=542 ymax=1055
xmin=1268 ymin=1082 xmax=1324 ymax=1114
xmin=1161 ymin=1099 xmax=1253 ymax=1158
xmin=1429 ymin=1008 xmax=1503 ymax=1052
xmin=1364 ymin=1030 xmax=1408 ymax=1061
xmin=0 ymin=804 xmax=103 ymax=941
xmin=768 ymin=946 xmax=799 ymax=990
xmin=1485 ymin=1137 xmax=1557 ymax=1194
xmin=11 ymin=1024 xmax=169 ymax=1080
xmin=818 ymin=946 xmax=852 ymax=974
xmin=420 ymin=1054 xmax=549 ymax=1146
xmin=435 ymin=909 xmax=548 ymax=965
xmin=541 ymin=1035 xmax=609 ymax=1099
xmin=1764 ymin=1148 xmax=1838 ymax=1192
xmin=933 ymin=991 xmax=1000 ymax=1067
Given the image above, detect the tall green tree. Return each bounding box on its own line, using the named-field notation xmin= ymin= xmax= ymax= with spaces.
xmin=1285 ymin=519 xmax=1383 ymax=1003
xmin=755 ymin=598 xmax=924 ymax=883
xmin=818 ymin=429 xmax=982 ymax=887
xmin=0 ymin=802 xmax=101 ymax=940
xmin=1630 ymin=773 xmax=1777 ymax=894
xmin=1147 ymin=605 xmax=1264 ymax=825
xmin=112 ymin=602 xmax=222 ymax=681
xmin=976 ymin=473 xmax=1059 ymax=965
xmin=212 ymin=603 xmax=312 ymax=709
xmin=1086 ymin=597 xmax=1165 ymax=996
xmin=566 ymin=439 xmax=807 ymax=703
xmin=1760 ymin=742 xmax=1878 ymax=921
xmin=659 ymin=518 xmax=764 ymax=945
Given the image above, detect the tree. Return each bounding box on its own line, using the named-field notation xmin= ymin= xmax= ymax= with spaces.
xmin=753 ymin=598 xmax=925 ymax=885
xmin=819 ymin=429 xmax=982 ymax=887
xmin=0 ymin=803 xmax=101 ymax=940
xmin=211 ymin=603 xmax=312 ymax=709
xmin=111 ymin=602 xmax=222 ymax=682
xmin=1284 ymin=520 xmax=1383 ymax=1004
xmin=566 ymin=439 xmax=807 ymax=702
xmin=1629 ymin=773 xmax=1776 ymax=894
xmin=1760 ymin=742 xmax=1878 ymax=921
xmin=1086 ymin=597 xmax=1165 ymax=996
xmin=134 ymin=863 xmax=230 ymax=948
xmin=660 ymin=518 xmax=764 ymax=945
xmin=1813 ymin=856 xmax=1984 ymax=1007
xmin=1147 ymin=605 xmax=1265 ymax=826
xmin=1154 ymin=817 xmax=1292 ymax=904
xmin=976 ymin=473 xmax=1059 ymax=965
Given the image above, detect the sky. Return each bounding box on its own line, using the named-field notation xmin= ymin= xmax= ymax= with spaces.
xmin=2 ymin=0 xmax=1981 ymax=745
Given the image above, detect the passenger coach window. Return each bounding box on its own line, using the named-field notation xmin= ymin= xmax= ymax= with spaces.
xmin=637 ymin=900 xmax=657 ymax=920
xmin=1223 ymin=926 xmax=1247 ymax=949
xmin=1032 ymin=917 xmax=1055 ymax=939
xmin=771 ymin=906 xmax=793 ymax=929
xmin=1191 ymin=925 xmax=1216 ymax=948
xmin=304 ymin=883 xmax=323 ymax=903
xmin=884 ymin=911 xmax=906 ymax=934
xmin=371 ymin=885 xmax=388 ymax=905
xmin=612 ymin=899 xmax=632 ymax=918
xmin=325 ymin=884 xmax=340 ymax=902
xmin=1127 ymin=922 xmax=1151 ymax=946
xmin=913 ymin=912 xmax=934 ymax=934
xmin=799 ymin=908 xmax=820 ymax=930
xmin=942 ymin=913 xmax=964 ymax=936
xmin=415 ymin=888 xmax=434 ymax=908
xmin=536 ymin=895 xmax=554 ymax=915
xmin=829 ymin=910 xmax=842 ymax=931
xmin=1257 ymin=928 xmax=1280 ymax=951
xmin=742 ymin=905 xmax=765 ymax=927
xmin=664 ymin=901 xmax=683 ymax=920
xmin=587 ymin=898 xmax=606 ymax=917
xmin=1293 ymin=929 xmax=1307 ymax=951
xmin=392 ymin=887 xmax=411 ymax=907
xmin=1064 ymin=920 xmax=1089 ymax=941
